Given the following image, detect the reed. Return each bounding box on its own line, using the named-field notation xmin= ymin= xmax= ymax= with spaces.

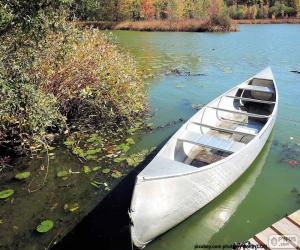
xmin=114 ymin=18 xmax=238 ymax=32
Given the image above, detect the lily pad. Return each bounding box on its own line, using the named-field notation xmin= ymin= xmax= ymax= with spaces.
xmin=90 ymin=180 xmax=102 ymax=188
xmin=126 ymin=138 xmax=135 ymax=145
xmin=0 ymin=189 xmax=14 ymax=199
xmin=64 ymin=203 xmax=79 ymax=213
xmin=111 ymin=170 xmax=122 ymax=179
xmin=116 ymin=143 xmax=130 ymax=153
xmin=86 ymin=155 xmax=97 ymax=160
xmin=92 ymin=167 xmax=101 ymax=172
xmin=114 ymin=157 xmax=126 ymax=163
xmin=15 ymin=171 xmax=31 ymax=180
xmin=64 ymin=140 xmax=75 ymax=146
xmin=102 ymin=168 xmax=110 ymax=174
xmin=36 ymin=220 xmax=54 ymax=233
xmin=83 ymin=165 xmax=91 ymax=174
xmin=57 ymin=170 xmax=68 ymax=178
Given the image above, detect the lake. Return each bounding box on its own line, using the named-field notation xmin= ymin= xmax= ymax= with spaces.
xmin=1 ymin=24 xmax=300 ymax=250
xmin=111 ymin=24 xmax=300 ymax=249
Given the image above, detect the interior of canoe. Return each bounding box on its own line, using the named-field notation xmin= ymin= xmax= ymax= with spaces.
xmin=169 ymin=77 xmax=276 ymax=168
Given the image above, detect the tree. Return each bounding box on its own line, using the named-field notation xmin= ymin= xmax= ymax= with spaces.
xmin=141 ymin=0 xmax=156 ymax=19
xmin=293 ymin=0 xmax=300 ymax=16
xmin=154 ymin=0 xmax=168 ymax=19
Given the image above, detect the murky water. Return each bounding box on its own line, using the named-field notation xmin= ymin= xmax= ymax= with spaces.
xmin=111 ymin=25 xmax=300 ymax=249
xmin=1 ymin=25 xmax=300 ymax=250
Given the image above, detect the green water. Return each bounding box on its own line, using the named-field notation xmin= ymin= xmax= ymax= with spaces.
xmin=111 ymin=25 xmax=300 ymax=249
xmin=1 ymin=25 xmax=300 ymax=250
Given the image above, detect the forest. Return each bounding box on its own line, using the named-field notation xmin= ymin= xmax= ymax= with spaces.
xmin=72 ymin=0 xmax=300 ymax=21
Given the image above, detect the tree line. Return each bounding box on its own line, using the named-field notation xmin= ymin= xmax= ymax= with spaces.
xmin=71 ymin=0 xmax=300 ymax=21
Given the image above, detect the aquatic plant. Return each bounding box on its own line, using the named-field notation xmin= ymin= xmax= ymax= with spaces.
xmin=36 ymin=220 xmax=54 ymax=233
xmin=0 ymin=189 xmax=14 ymax=199
xmin=57 ymin=170 xmax=69 ymax=178
xmin=15 ymin=172 xmax=31 ymax=180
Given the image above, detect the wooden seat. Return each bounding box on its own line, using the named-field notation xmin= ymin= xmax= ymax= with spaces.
xmin=178 ymin=130 xmax=245 ymax=153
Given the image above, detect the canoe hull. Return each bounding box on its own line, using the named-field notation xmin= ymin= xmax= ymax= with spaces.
xmin=130 ymin=115 xmax=275 ymax=248
xmin=130 ymin=68 xmax=278 ymax=248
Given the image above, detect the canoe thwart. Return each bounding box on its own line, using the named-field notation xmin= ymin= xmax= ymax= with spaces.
xmin=178 ymin=131 xmax=245 ymax=153
xmin=238 ymin=84 xmax=275 ymax=94
xmin=206 ymin=106 xmax=270 ymax=119
xmin=190 ymin=121 xmax=258 ymax=136
xmin=224 ymin=95 xmax=276 ymax=104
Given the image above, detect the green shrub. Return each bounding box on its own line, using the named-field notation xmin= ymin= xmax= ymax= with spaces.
xmin=269 ymin=1 xmax=296 ymax=17
xmin=228 ymin=5 xmax=246 ymax=19
xmin=33 ymin=28 xmax=146 ymax=128
xmin=0 ymin=0 xmax=146 ymax=156
xmin=209 ymin=13 xmax=232 ymax=29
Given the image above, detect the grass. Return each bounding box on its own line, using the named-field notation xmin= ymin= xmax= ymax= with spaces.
xmin=76 ymin=18 xmax=238 ymax=32
xmin=114 ymin=19 xmax=238 ymax=32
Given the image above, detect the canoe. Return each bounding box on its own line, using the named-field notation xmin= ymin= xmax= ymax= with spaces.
xmin=129 ymin=67 xmax=278 ymax=248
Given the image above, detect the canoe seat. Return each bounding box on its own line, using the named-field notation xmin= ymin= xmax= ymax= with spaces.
xmin=239 ymin=85 xmax=274 ymax=94
xmin=178 ymin=130 xmax=245 ymax=153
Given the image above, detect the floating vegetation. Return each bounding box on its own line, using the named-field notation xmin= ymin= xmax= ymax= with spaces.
xmin=57 ymin=171 xmax=69 ymax=178
xmin=92 ymin=167 xmax=101 ymax=172
xmin=126 ymin=149 xmax=152 ymax=167
xmin=15 ymin=171 xmax=31 ymax=180
xmin=175 ymin=84 xmax=185 ymax=88
xmin=36 ymin=220 xmax=54 ymax=233
xmin=83 ymin=165 xmax=91 ymax=174
xmin=126 ymin=138 xmax=135 ymax=145
xmin=144 ymin=119 xmax=184 ymax=132
xmin=102 ymin=168 xmax=110 ymax=174
xmin=111 ymin=170 xmax=122 ymax=179
xmin=192 ymin=104 xmax=205 ymax=110
xmin=113 ymin=157 xmax=126 ymax=163
xmin=166 ymin=68 xmax=207 ymax=76
xmin=0 ymin=189 xmax=14 ymax=199
xmin=90 ymin=180 xmax=101 ymax=188
xmin=90 ymin=180 xmax=110 ymax=191
xmin=64 ymin=203 xmax=80 ymax=213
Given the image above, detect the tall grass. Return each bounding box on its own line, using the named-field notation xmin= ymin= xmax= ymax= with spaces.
xmin=114 ymin=17 xmax=237 ymax=32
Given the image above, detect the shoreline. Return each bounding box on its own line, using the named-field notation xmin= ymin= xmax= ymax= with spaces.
xmin=75 ymin=19 xmax=238 ymax=32
xmin=232 ymin=18 xmax=300 ymax=24
xmin=75 ymin=18 xmax=300 ymax=32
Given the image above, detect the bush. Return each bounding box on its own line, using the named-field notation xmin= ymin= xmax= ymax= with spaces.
xmin=0 ymin=0 xmax=147 ymax=156
xmin=228 ymin=5 xmax=246 ymax=19
xmin=209 ymin=13 xmax=232 ymax=30
xmin=269 ymin=1 xmax=296 ymax=17
xmin=33 ymin=28 xmax=146 ymax=128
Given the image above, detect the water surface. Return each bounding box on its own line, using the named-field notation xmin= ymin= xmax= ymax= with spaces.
xmin=111 ymin=24 xmax=300 ymax=249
